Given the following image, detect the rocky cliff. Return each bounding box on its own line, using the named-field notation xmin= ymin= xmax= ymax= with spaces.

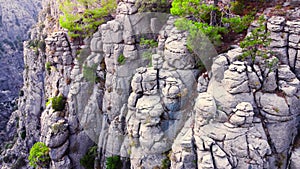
xmin=1 ymin=0 xmax=300 ymax=169
xmin=0 ymin=0 xmax=42 ymax=145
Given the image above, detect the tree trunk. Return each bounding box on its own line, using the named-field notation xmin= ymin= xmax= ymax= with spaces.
xmin=210 ymin=0 xmax=218 ymax=26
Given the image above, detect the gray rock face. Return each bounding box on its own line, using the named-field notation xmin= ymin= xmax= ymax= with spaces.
xmin=0 ymin=0 xmax=42 ymax=145
xmin=2 ymin=1 xmax=300 ymax=169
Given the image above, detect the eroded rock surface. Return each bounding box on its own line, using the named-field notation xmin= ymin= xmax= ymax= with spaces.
xmin=1 ymin=1 xmax=300 ymax=169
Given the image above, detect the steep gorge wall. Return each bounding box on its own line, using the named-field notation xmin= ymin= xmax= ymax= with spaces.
xmin=1 ymin=0 xmax=300 ymax=169
xmin=0 ymin=0 xmax=42 ymax=145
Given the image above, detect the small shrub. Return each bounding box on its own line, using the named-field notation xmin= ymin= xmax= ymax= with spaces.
xmin=59 ymin=0 xmax=117 ymax=38
xmin=28 ymin=142 xmax=50 ymax=168
xmin=240 ymin=15 xmax=271 ymax=62
xmin=47 ymin=95 xmax=66 ymax=111
xmin=161 ymin=157 xmax=171 ymax=169
xmin=117 ymin=54 xmax=126 ymax=65
xmin=222 ymin=15 xmax=254 ymax=33
xmin=106 ymin=156 xmax=122 ymax=169
xmin=80 ymin=146 xmax=98 ymax=169
xmin=28 ymin=39 xmax=39 ymax=48
xmin=171 ymin=0 xmax=219 ymax=24
xmin=136 ymin=0 xmax=170 ymax=12
xmin=174 ymin=18 xmax=227 ymax=46
xmin=45 ymin=62 xmax=51 ymax=73
xmin=140 ymin=38 xmax=158 ymax=48
xmin=34 ymin=48 xmax=40 ymax=55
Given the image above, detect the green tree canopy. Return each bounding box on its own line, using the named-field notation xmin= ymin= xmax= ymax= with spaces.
xmin=59 ymin=0 xmax=117 ymax=38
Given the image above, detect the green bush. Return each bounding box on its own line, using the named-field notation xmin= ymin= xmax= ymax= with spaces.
xmin=161 ymin=157 xmax=171 ymax=169
xmin=222 ymin=15 xmax=254 ymax=33
xmin=46 ymin=95 xmax=66 ymax=111
xmin=28 ymin=39 xmax=39 ymax=48
xmin=59 ymin=0 xmax=117 ymax=38
xmin=240 ymin=15 xmax=278 ymax=75
xmin=106 ymin=156 xmax=122 ymax=169
xmin=117 ymin=54 xmax=126 ymax=65
xmin=45 ymin=62 xmax=51 ymax=72
xmin=174 ymin=18 xmax=227 ymax=46
xmin=140 ymin=38 xmax=158 ymax=48
xmin=171 ymin=0 xmax=219 ymax=23
xmin=240 ymin=15 xmax=271 ymax=61
xmin=28 ymin=142 xmax=50 ymax=168
xmin=170 ymin=0 xmax=224 ymax=46
xmin=170 ymin=0 xmax=254 ymax=48
xmin=80 ymin=146 xmax=97 ymax=169
xmin=136 ymin=0 xmax=170 ymax=12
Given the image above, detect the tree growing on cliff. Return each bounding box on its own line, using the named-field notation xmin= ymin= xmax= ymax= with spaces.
xmin=59 ymin=0 xmax=117 ymax=38
xmin=170 ymin=0 xmax=253 ymax=46
xmin=240 ymin=15 xmax=278 ymax=84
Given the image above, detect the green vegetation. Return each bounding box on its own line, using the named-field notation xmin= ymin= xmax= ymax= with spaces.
xmin=139 ymin=38 xmax=158 ymax=67
xmin=161 ymin=157 xmax=171 ymax=169
xmin=80 ymin=146 xmax=97 ymax=169
xmin=140 ymin=38 xmax=158 ymax=48
xmin=222 ymin=15 xmax=254 ymax=33
xmin=28 ymin=142 xmax=50 ymax=168
xmin=239 ymin=15 xmax=279 ymax=84
xmin=174 ymin=18 xmax=227 ymax=46
xmin=117 ymin=54 xmax=126 ymax=65
xmin=27 ymin=39 xmax=46 ymax=55
xmin=46 ymin=95 xmax=66 ymax=111
xmin=28 ymin=39 xmax=39 ymax=48
xmin=136 ymin=0 xmax=170 ymax=12
xmin=106 ymin=155 xmax=122 ymax=169
xmin=59 ymin=0 xmax=117 ymax=38
xmin=240 ymin=16 xmax=271 ymax=62
xmin=171 ymin=1 xmax=219 ymax=23
xmin=170 ymin=0 xmax=254 ymax=47
xmin=45 ymin=62 xmax=51 ymax=73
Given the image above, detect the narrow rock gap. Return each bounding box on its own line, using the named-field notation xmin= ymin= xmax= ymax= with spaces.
xmin=210 ymin=143 xmax=217 ymax=168
xmin=293 ymin=49 xmax=298 ymax=73
xmin=286 ymin=32 xmax=291 ymax=69
xmin=156 ymin=69 xmax=159 ymax=89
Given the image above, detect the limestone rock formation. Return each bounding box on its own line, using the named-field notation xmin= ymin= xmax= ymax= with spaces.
xmin=1 ymin=0 xmax=300 ymax=169
xmin=0 ymin=0 xmax=42 ymax=146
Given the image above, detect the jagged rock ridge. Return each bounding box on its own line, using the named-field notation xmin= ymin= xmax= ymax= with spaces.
xmin=1 ymin=0 xmax=300 ymax=169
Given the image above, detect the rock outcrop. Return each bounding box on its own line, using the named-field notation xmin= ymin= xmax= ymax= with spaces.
xmin=1 ymin=0 xmax=300 ymax=169
xmin=0 ymin=0 xmax=42 ymax=146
